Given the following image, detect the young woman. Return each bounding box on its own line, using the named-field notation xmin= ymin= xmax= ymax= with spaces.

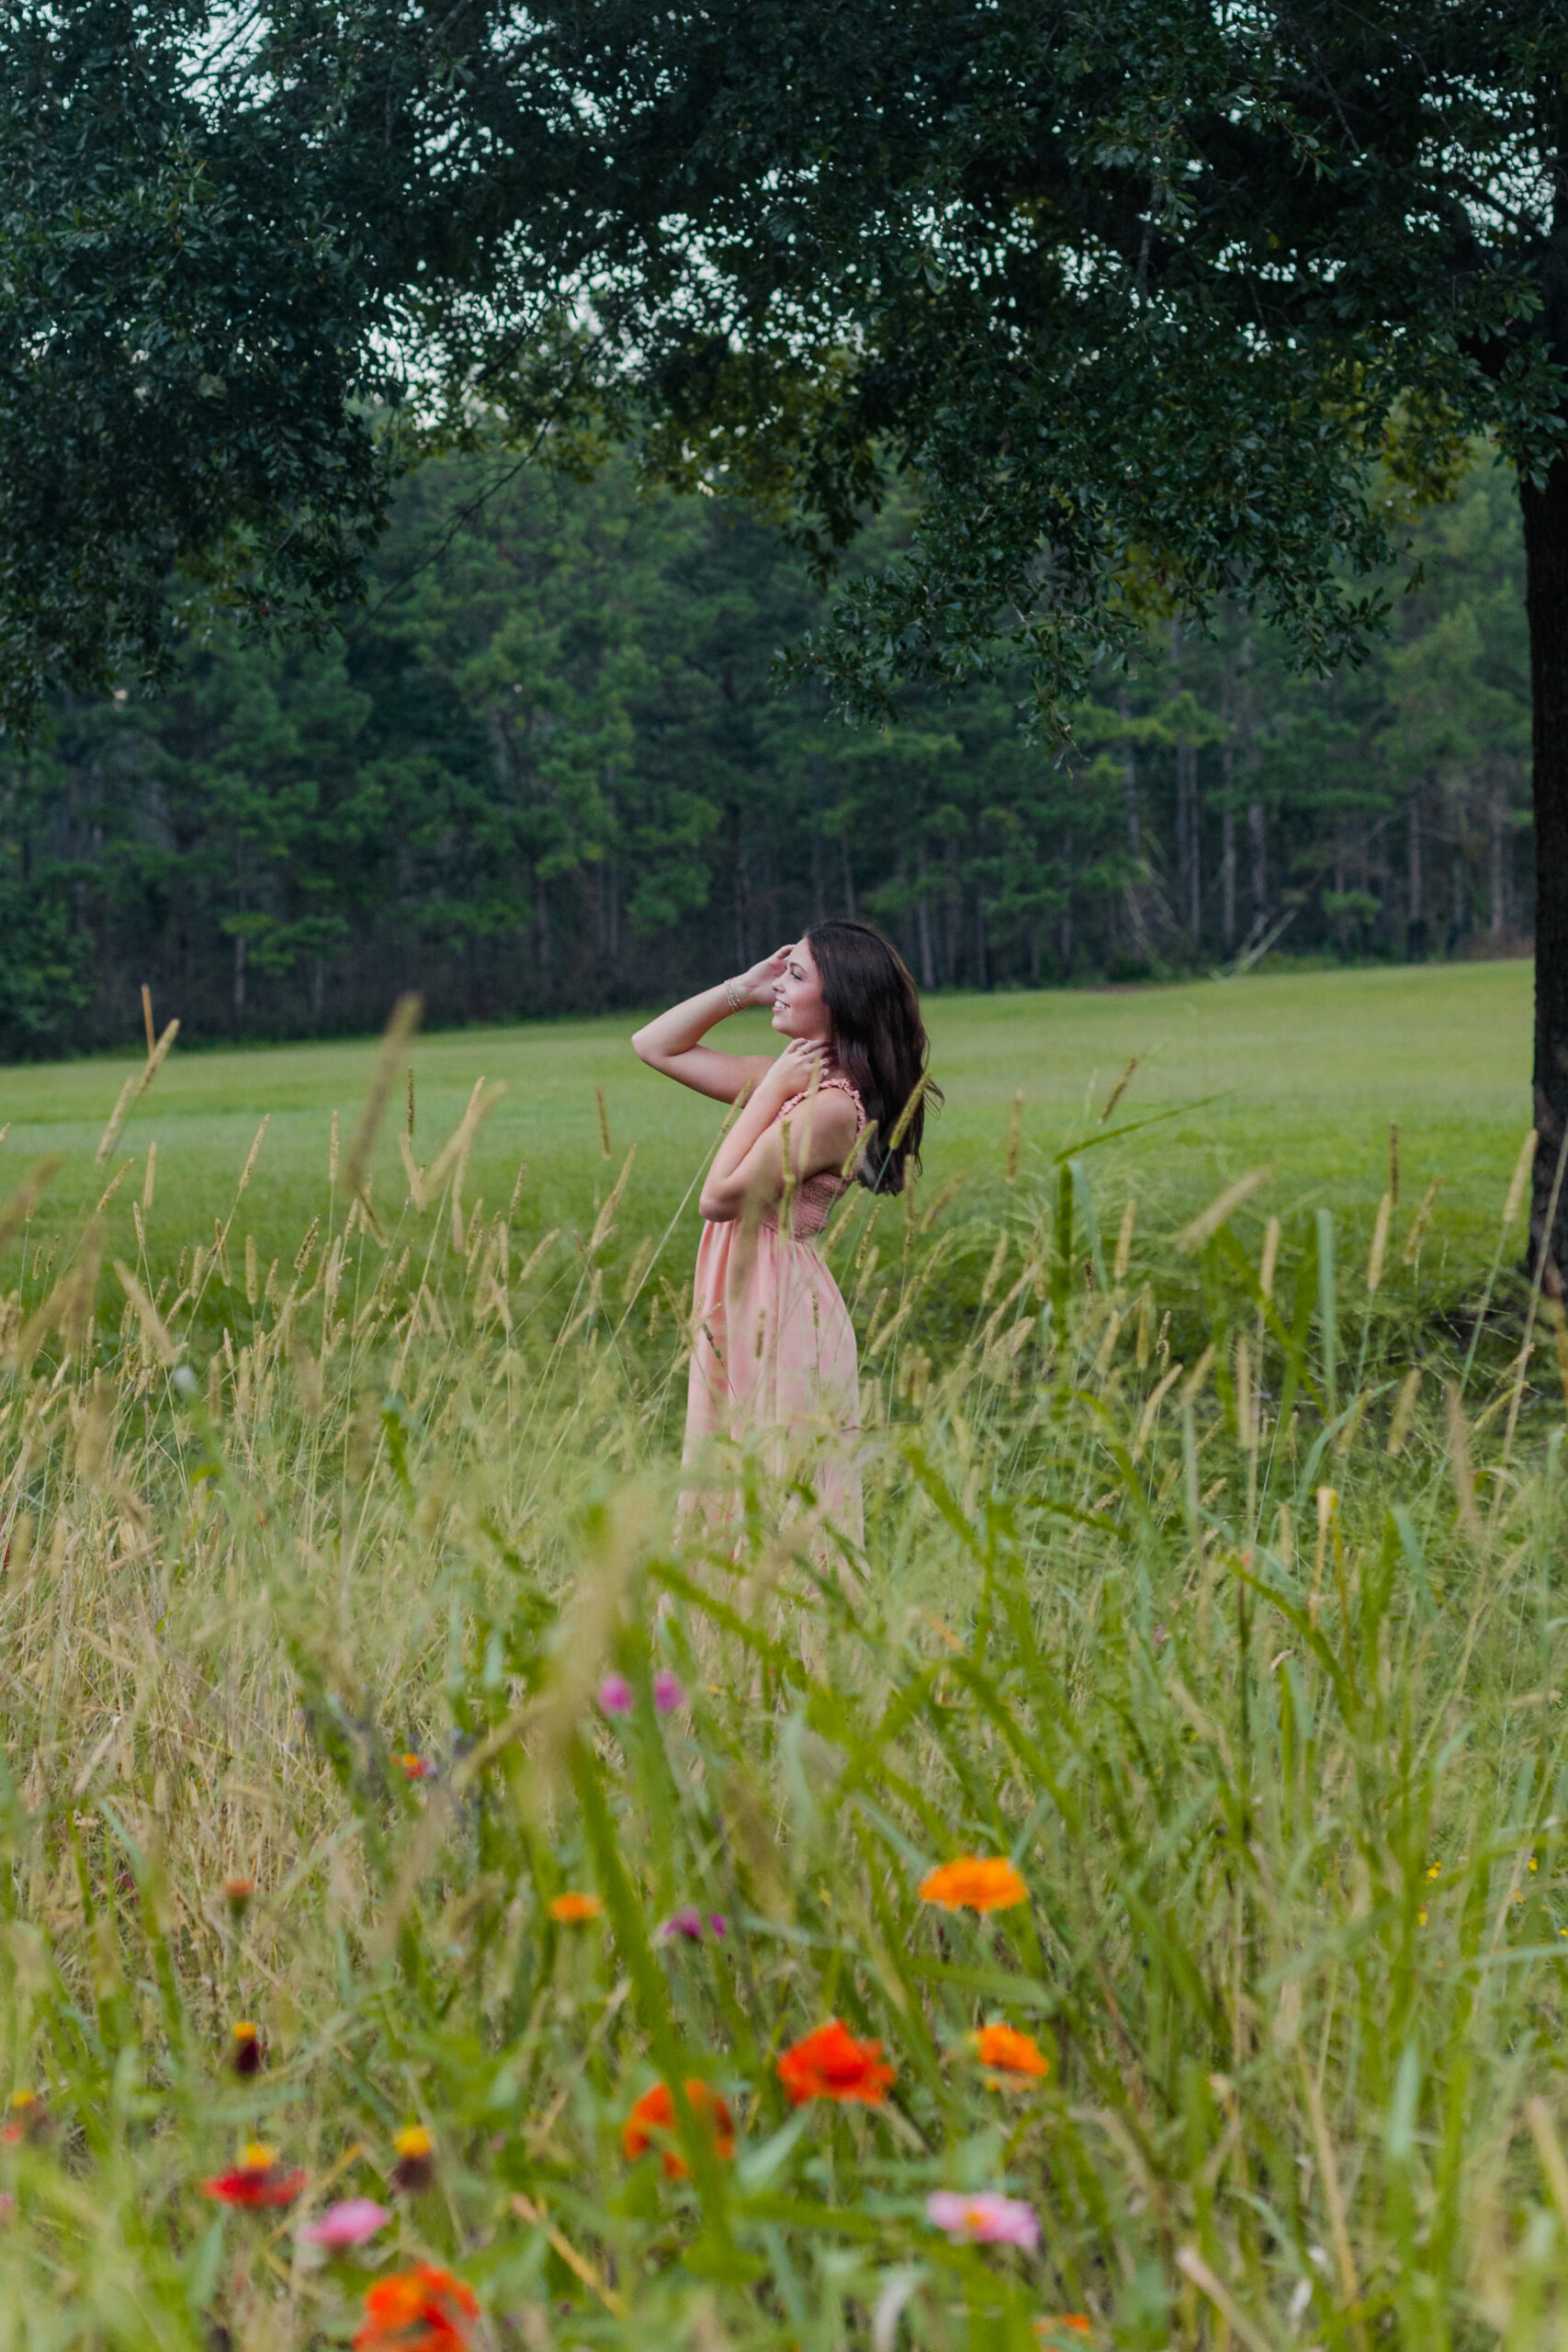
xmin=632 ymin=920 xmax=937 ymax=1546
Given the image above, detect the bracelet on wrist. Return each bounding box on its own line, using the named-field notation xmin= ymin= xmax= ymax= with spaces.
xmin=725 ymin=978 xmax=744 ymax=1011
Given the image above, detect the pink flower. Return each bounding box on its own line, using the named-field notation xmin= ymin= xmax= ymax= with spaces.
xmin=660 ymin=1907 xmax=727 ymax=1941
xmin=652 ymin=1671 xmax=686 ymax=1714
xmin=927 ymin=2191 xmax=1040 ymax=2249
xmin=597 ymin=1675 xmax=634 ymax=1716
xmin=300 ymin=2199 xmax=393 ymax=2250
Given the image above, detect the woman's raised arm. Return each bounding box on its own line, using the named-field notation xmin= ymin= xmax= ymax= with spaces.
xmin=630 ymin=948 xmax=792 ymax=1103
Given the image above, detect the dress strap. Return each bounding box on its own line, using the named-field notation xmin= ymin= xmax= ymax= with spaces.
xmin=817 ymin=1069 xmax=866 ymax=1120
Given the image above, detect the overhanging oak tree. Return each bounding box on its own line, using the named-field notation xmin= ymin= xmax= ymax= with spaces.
xmin=8 ymin=1 xmax=1568 ymax=1258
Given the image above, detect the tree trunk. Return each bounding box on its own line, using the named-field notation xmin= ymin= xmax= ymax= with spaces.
xmin=810 ymin=756 xmax=828 ymax=925
xmin=1524 ymin=458 xmax=1568 ymax=1278
xmin=840 ymin=824 xmax=856 ymax=917
xmin=1490 ymin=787 xmax=1507 ymax=935
xmin=733 ymin=813 xmax=750 ymax=965
xmin=916 ymin=842 xmax=936 ymax=989
xmin=1248 ymin=801 xmax=1267 ymax=939
xmin=1221 ymin=752 xmax=1236 ymax=952
xmin=1407 ymin=782 xmax=1427 ymax=960
xmin=232 ymin=931 xmax=246 ymax=1021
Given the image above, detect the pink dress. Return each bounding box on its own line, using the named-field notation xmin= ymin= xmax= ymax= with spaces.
xmin=682 ymin=1070 xmax=864 ymax=1547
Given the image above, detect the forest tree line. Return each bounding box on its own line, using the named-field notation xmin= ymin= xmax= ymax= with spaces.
xmin=0 ymin=447 xmax=1529 ymax=1055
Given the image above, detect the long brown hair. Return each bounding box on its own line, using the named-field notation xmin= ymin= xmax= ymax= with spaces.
xmin=805 ymin=919 xmax=940 ymax=1193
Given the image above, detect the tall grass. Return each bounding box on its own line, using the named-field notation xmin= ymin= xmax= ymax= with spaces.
xmin=0 ymin=1029 xmax=1565 ymax=2351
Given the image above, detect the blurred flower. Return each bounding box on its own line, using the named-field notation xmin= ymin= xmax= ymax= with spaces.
xmin=399 ymin=1752 xmax=435 ymax=1782
xmin=353 ymin=2264 xmax=478 ymax=2352
xmin=1035 ymin=2321 xmax=1092 ymax=2344
xmin=652 ymin=1671 xmax=686 ymax=1714
xmin=622 ymin=2079 xmax=734 ymax=2177
xmin=222 ymin=1877 xmax=254 ymax=1919
xmin=300 ymin=2199 xmax=393 ymax=2251
xmin=777 ymin=2020 xmax=895 ymax=2107
xmin=389 ymin=2125 xmax=434 ymax=2192
xmin=927 ymin=2190 xmax=1040 ymax=2248
xmin=201 ymin=2143 xmax=307 ymax=2208
xmin=548 ymin=1893 xmax=603 ymax=1924
xmin=660 ymin=1906 xmax=727 ymax=1942
xmin=919 ymin=1858 xmax=1029 ymax=1914
xmin=230 ymin=2022 xmax=265 ymax=2077
xmin=1 ymin=2091 xmax=48 ymax=2145
xmin=971 ymin=2024 xmax=1048 ymax=2080
xmin=0 ymin=2191 xmax=13 ymax=2220
xmin=597 ymin=1674 xmax=634 ymax=1716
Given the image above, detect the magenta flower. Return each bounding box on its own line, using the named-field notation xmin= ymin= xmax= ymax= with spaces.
xmin=597 ymin=1674 xmax=634 ymax=1716
xmin=926 ymin=2191 xmax=1040 ymax=2249
xmin=299 ymin=2198 xmax=393 ymax=2249
xmin=660 ymin=1905 xmax=727 ymax=1941
xmin=652 ymin=1670 xmax=686 ymax=1714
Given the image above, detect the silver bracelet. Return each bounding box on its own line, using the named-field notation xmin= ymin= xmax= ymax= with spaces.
xmin=725 ymin=978 xmax=744 ymax=1011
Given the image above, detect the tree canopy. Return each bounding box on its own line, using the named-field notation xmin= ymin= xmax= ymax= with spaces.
xmin=4 ymin=0 xmax=1568 ymax=1246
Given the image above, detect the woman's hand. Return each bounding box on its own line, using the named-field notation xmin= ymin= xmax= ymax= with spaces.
xmin=732 ymin=944 xmax=793 ymax=1009
xmin=754 ymin=1036 xmax=829 ymax=1106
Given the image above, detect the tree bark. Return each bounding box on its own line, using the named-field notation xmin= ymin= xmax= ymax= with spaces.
xmin=1221 ymin=751 xmax=1236 ymax=953
xmin=1522 ymin=457 xmax=1568 ymax=1280
xmin=1407 ymin=781 xmax=1427 ymax=960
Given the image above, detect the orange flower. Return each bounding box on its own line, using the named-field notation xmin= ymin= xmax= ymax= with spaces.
xmin=548 ymin=1892 xmax=603 ymax=1923
xmin=400 ymin=1752 xmax=435 ymax=1782
xmin=621 ymin=2079 xmax=735 ymax=2177
xmin=221 ymin=1876 xmax=254 ymax=1917
xmin=354 ymin=2264 xmax=479 ymax=2352
xmin=1035 ymin=2322 xmax=1092 ymax=2346
xmin=200 ymin=2143 xmax=306 ymax=2208
xmin=1 ymin=2090 xmax=47 ymax=2145
xmin=919 ymin=1857 xmax=1029 ymax=1913
xmin=777 ymin=2020 xmax=896 ymax=2107
xmin=972 ymin=2023 xmax=1049 ymax=2079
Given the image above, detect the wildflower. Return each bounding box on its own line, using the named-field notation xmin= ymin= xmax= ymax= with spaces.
xmin=1035 ymin=2322 xmax=1092 ymax=2345
xmin=971 ymin=2023 xmax=1049 ymax=2080
xmin=597 ymin=1674 xmax=634 ymax=1716
xmin=222 ymin=1876 xmax=254 ymax=1919
xmin=927 ymin=2189 xmax=1040 ymax=2249
xmin=353 ymin=2264 xmax=478 ymax=2352
xmin=777 ymin=2020 xmax=895 ymax=2107
xmin=652 ymin=1670 xmax=686 ymax=1714
xmin=400 ymin=1752 xmax=435 ymax=1782
xmin=229 ymin=2021 xmax=265 ymax=2077
xmin=919 ymin=1857 xmax=1029 ymax=1914
xmin=301 ymin=2198 xmax=394 ymax=2250
xmin=660 ymin=1906 xmax=727 ymax=1942
xmin=200 ymin=2143 xmax=307 ymax=2208
xmin=389 ymin=2125 xmax=434 ymax=2192
xmin=622 ymin=2079 xmax=735 ymax=2178
xmin=1 ymin=2091 xmax=47 ymax=2145
xmin=548 ymin=1892 xmax=603 ymax=1923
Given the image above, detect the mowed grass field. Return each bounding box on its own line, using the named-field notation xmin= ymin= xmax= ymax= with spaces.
xmin=0 ymin=957 xmax=1534 ymax=1298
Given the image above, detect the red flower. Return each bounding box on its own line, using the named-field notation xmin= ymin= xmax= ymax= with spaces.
xmin=353 ymin=2265 xmax=479 ymax=2352
xmin=400 ymin=1752 xmax=435 ymax=1782
xmin=200 ymin=2143 xmax=306 ymax=2208
xmin=622 ymin=2079 xmax=735 ymax=2177
xmin=777 ymin=2020 xmax=896 ymax=2107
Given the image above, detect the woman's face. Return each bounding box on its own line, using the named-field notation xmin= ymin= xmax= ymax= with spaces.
xmin=771 ymin=941 xmax=831 ymax=1043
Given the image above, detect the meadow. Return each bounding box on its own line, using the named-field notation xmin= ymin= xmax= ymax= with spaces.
xmin=0 ymin=958 xmax=1565 ymax=2352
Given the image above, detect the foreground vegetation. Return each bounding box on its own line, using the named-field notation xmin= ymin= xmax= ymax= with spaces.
xmin=1 ymin=989 xmax=1566 ymax=2349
